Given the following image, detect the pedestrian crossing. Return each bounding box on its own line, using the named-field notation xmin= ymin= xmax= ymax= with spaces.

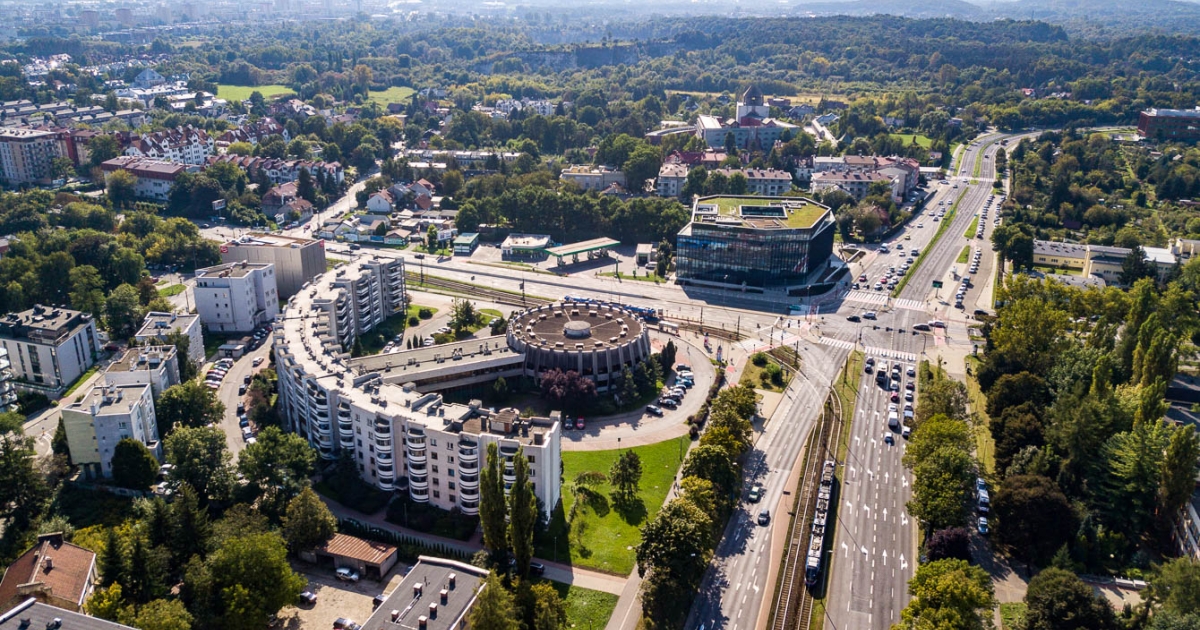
xmin=844 ymin=291 xmax=888 ymax=305
xmin=894 ymin=298 xmax=926 ymax=311
xmin=864 ymin=346 xmax=917 ymax=363
xmin=818 ymin=337 xmax=856 ymax=351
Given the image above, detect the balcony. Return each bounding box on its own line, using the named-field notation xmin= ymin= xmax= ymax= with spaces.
xmin=377 ymin=450 xmax=393 ymax=463
xmin=458 ymin=448 xmax=478 ymax=464
xmin=410 ymin=487 xmax=429 ymax=503
xmin=339 ymin=434 xmax=355 ymax=448
xmin=459 ymin=475 xmax=479 ymax=490
xmin=459 ymin=458 xmax=479 ymax=473
xmin=377 ymin=476 xmax=394 ymax=492
xmin=407 ymin=448 xmax=425 ymax=464
xmin=375 ymin=438 xmax=393 ymax=453
xmin=460 ymin=501 xmax=479 ymax=515
xmin=408 ymin=474 xmax=428 ymax=490
xmin=405 ymin=436 xmax=426 ymax=449
xmin=503 ymin=466 xmax=516 ymax=482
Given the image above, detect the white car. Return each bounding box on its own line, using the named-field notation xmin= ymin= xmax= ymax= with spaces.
xmin=336 ymin=568 xmax=360 ymax=582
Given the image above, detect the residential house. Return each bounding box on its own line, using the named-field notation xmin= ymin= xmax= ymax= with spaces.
xmin=656 ymin=163 xmax=689 ymax=198
xmin=132 ymin=68 xmax=165 ymax=89
xmin=810 ymin=170 xmax=900 ymax=203
xmin=119 ymin=125 xmax=213 ymax=165
xmin=135 ymin=312 xmax=203 ymax=365
xmin=560 ymin=166 xmax=626 ymax=191
xmin=193 ymin=262 xmax=280 ymax=333
xmin=366 ymin=190 xmax=395 ymax=215
xmin=0 ymin=306 xmax=101 ymax=396
xmin=711 ymin=168 xmax=793 ymax=196
xmin=215 ymin=117 xmax=289 ymax=149
xmin=99 ymin=157 xmax=196 ymax=201
xmin=0 ymin=533 xmax=96 ymax=614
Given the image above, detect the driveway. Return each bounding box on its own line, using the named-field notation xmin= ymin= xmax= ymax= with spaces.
xmin=213 ymin=338 xmax=274 ymax=461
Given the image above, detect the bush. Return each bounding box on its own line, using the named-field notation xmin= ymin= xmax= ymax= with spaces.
xmin=418 ymin=308 xmax=433 ymax=319
xmin=751 ymin=352 xmax=769 ymax=367
xmin=408 ymin=315 xmax=420 ymax=327
xmin=763 ymin=362 xmax=784 ymax=386
xmin=386 ymin=498 xmax=478 ymax=541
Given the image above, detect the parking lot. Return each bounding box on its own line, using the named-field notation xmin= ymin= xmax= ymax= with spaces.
xmin=273 ymin=562 xmax=398 ymax=630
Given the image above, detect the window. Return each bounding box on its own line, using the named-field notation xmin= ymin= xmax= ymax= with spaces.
xmin=447 ymin=442 xmax=453 ymax=450
xmin=448 ymin=456 xmax=454 ymax=464
xmin=430 ymin=438 xmax=437 ymax=447
xmin=431 ymin=452 xmax=438 ymax=461
xmin=527 ymin=455 xmax=535 ymax=463
xmin=433 ymin=490 xmax=440 ymax=499
xmin=432 ymin=465 xmax=439 ymax=474
xmin=449 ymin=481 xmax=456 ymax=490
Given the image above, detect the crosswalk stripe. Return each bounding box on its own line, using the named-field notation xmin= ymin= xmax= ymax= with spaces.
xmin=894 ymin=299 xmax=925 ymax=311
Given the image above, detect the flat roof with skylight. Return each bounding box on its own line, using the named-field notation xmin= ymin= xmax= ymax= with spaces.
xmin=693 ymin=195 xmax=829 ymax=230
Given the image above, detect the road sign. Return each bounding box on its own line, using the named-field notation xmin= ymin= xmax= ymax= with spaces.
xmin=932 ymin=280 xmax=943 ymax=289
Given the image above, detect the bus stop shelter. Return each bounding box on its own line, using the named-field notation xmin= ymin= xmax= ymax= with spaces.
xmin=544 ymin=237 xmax=621 ymax=265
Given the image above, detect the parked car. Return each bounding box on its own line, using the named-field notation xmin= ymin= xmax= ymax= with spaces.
xmin=575 ymin=417 xmax=586 ymax=430
xmin=977 ymin=517 xmax=989 ymax=535
xmin=336 ymin=568 xmax=360 ymax=583
xmin=645 ymin=405 xmax=664 ymax=417
xmin=748 ymin=485 xmax=763 ymax=502
xmin=846 ymin=315 xmax=861 ymax=322
xmin=298 ymin=591 xmax=318 ymax=606
xmin=252 ymin=356 xmax=265 ymax=366
xmin=658 ymin=397 xmax=679 ymax=408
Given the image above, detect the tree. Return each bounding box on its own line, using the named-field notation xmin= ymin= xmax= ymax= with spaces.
xmin=132 ymin=599 xmax=194 ymax=630
xmin=451 ymin=298 xmax=477 ymax=333
xmin=985 ymin=372 xmax=1050 ymax=419
xmin=569 ymin=471 xmax=606 ymax=521
xmin=492 ymin=376 xmax=509 ymax=403
xmin=163 ymin=331 xmax=197 ymax=381
xmin=468 ymin=573 xmax=519 ymax=630
xmin=442 ymin=170 xmax=464 ymax=197
xmin=156 ymin=382 xmax=225 ymax=435
xmin=479 ymin=443 xmax=508 ymax=557
xmin=85 ymin=583 xmax=126 ymax=621
xmin=99 ymin=527 xmax=126 ymax=587
xmin=637 ymin=498 xmax=714 ymax=625
xmin=1096 ymin=421 xmax=1169 ymax=539
xmin=679 ymin=475 xmax=717 ymax=517
xmin=164 ymin=426 xmax=233 ymax=503
xmin=1120 ymin=245 xmax=1156 ymax=286
xmin=89 ymin=134 xmax=122 ymax=168
xmin=168 ymin=483 xmax=213 ymax=566
xmin=203 ymin=532 xmax=305 ymax=630
xmin=282 ymin=487 xmax=337 ymax=553
xmin=916 ymin=374 xmax=969 ymax=424
xmin=427 ymin=224 xmax=439 ymax=250
xmin=237 ymin=426 xmax=316 ymax=518
xmin=926 ymin=527 xmax=972 ymax=562
xmin=106 ymin=169 xmax=138 ymax=208
xmin=508 ymin=447 xmax=537 ymax=578
xmin=1147 ymin=558 xmax=1200 ymax=617
xmin=51 ymin=156 xmax=75 ymax=181
xmin=623 ymin=145 xmax=662 ymax=193
xmin=104 ymin=283 xmax=143 ymax=339
xmin=1159 ymin=424 xmax=1200 ymax=519
xmin=529 ymin=581 xmax=567 ymax=630
xmin=897 ymin=559 xmax=995 ymax=630
xmin=111 ymin=438 xmax=159 ymax=491
xmin=0 ymin=412 xmax=46 ymax=525
xmin=681 ymin=444 xmax=739 ymax=508
xmin=903 ymin=414 xmax=972 ymax=469
xmin=1022 ymin=568 xmax=1118 ymax=630
xmin=539 ymin=369 xmax=597 ymax=411
xmin=296 ymin=167 xmax=316 ymax=204
xmin=69 ymin=265 xmax=105 ymax=316
xmin=993 ymin=475 xmax=1077 ymax=567
xmin=908 ymin=447 xmax=974 ymax=531
xmin=609 ymin=450 xmax=643 ymax=506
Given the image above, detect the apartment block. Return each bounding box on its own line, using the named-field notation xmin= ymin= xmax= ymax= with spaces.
xmin=104 ymin=345 xmax=180 ymax=397
xmin=61 ymin=383 xmax=160 ymax=480
xmin=656 ymin=163 xmax=688 ymax=198
xmin=0 ymin=127 xmax=66 ymax=186
xmin=194 ymin=262 xmax=280 ymax=333
xmin=0 ymin=306 xmax=101 ymax=396
xmin=135 ymin=312 xmax=204 ymax=365
xmin=219 ymin=233 xmax=327 ymax=299
xmin=99 ymin=156 xmax=196 ymax=201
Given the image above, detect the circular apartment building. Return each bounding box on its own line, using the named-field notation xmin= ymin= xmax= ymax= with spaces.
xmin=507 ymin=302 xmax=652 ymax=391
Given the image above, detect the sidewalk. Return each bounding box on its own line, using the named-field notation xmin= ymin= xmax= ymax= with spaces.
xmin=320 ymin=496 xmax=627 ymax=596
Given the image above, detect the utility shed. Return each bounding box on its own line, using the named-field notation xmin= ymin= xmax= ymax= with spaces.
xmin=310 ymin=533 xmax=399 ymax=581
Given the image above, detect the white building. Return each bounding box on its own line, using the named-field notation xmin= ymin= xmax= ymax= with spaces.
xmin=99 ymin=157 xmax=196 ymax=202
xmin=656 ymin=163 xmax=689 ymax=198
xmin=135 ymin=312 xmax=204 ymax=365
xmin=194 ymin=262 xmax=280 ymax=333
xmin=104 ymin=345 xmax=180 ymax=397
xmin=61 ymin=383 xmax=160 ymax=480
xmin=711 ymin=168 xmax=794 ymax=196
xmin=0 ymin=305 xmax=101 ymax=396
xmin=559 ymin=166 xmax=626 ymax=192
xmin=219 ymin=233 xmax=328 ymax=299
xmin=0 ymin=347 xmax=16 ymax=412
xmin=121 ymin=125 xmax=213 ymax=165
xmin=0 ymin=127 xmax=66 ymax=186
xmin=273 ymin=256 xmax=560 ymax=518
xmin=810 ymin=170 xmax=902 ymax=203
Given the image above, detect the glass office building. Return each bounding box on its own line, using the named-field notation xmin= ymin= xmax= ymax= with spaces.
xmin=675 ymin=196 xmax=835 ymax=288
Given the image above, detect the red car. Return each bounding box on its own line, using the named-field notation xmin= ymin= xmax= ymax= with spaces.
xmin=890 ymin=392 xmax=900 ymax=403
xmin=575 ymin=417 xmax=586 ymax=430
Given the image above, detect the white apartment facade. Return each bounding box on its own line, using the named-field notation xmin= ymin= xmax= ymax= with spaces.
xmin=61 ymin=383 xmax=160 ymax=480
xmin=194 ymin=262 xmax=280 ymax=333
xmin=711 ymin=168 xmax=794 ymax=196
xmin=0 ymin=127 xmax=65 ymax=186
xmin=656 ymin=163 xmax=688 ymax=198
xmin=559 ymin=166 xmax=626 ymax=191
xmin=136 ymin=312 xmax=205 ymax=365
xmin=0 ymin=306 xmax=101 ymax=396
xmin=0 ymin=347 xmax=16 ymax=412
xmin=271 ymin=255 xmax=562 ymax=518
xmin=219 ymin=233 xmax=328 ymax=299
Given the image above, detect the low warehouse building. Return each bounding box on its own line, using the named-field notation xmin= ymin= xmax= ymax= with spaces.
xmin=308 ymin=533 xmax=398 ymax=581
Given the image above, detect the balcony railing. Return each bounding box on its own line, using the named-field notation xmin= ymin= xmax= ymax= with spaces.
xmin=407 ymin=449 xmax=425 ymax=464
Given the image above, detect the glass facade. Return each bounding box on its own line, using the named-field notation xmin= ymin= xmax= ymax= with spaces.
xmin=676 ymin=219 xmax=835 ymax=288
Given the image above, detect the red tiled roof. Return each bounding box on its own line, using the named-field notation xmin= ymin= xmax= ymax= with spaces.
xmin=318 ymin=534 xmax=396 ymax=566
xmin=0 ymin=533 xmax=95 ymax=610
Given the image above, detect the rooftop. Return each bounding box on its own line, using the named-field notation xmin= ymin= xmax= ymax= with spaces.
xmin=510 ymin=302 xmax=644 ymax=350
xmin=223 ymin=233 xmax=320 ymax=249
xmin=693 ymin=195 xmax=830 ymax=230
xmin=136 ymin=311 xmax=198 ymax=338
xmin=1034 ymin=240 xmax=1087 ymax=258
xmin=501 ymin=234 xmax=551 ymax=250
xmin=1145 ymin=107 xmax=1200 ymax=118
xmin=318 ymin=534 xmax=396 ymax=566
xmin=0 ymin=306 xmax=91 ymax=345
xmin=544 ymin=238 xmax=621 ymax=258
xmin=361 ymin=556 xmax=487 ymax=630
xmin=0 ymin=599 xmax=134 ymax=630
xmin=196 ymin=261 xmax=272 ymax=280
xmin=0 ymin=533 xmax=96 ymax=611
xmin=69 ymin=383 xmax=150 ymax=416
xmin=106 ymin=345 xmax=176 ymax=374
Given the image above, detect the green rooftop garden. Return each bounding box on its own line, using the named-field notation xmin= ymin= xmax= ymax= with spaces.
xmin=700 ymin=196 xmax=827 ymax=229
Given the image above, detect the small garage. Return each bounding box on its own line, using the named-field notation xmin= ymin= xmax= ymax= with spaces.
xmin=309 ymin=533 xmax=398 ymax=581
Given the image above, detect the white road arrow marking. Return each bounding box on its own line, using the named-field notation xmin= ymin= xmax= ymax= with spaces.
xmin=861 ymin=546 xmax=869 ymax=555
xmin=882 ymin=550 xmax=888 ymax=565
xmin=885 ymin=472 xmax=890 ymax=484
xmin=902 ymin=513 xmax=909 ymax=527
xmin=842 ymin=542 xmax=849 ymax=557
xmin=863 ymin=504 xmax=871 ymax=516
xmin=902 ymin=475 xmax=909 ymax=488
xmin=883 ymin=508 xmax=888 ymax=521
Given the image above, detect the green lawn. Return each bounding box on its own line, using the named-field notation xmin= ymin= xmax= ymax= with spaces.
xmin=890 ymin=133 xmax=933 ymax=148
xmin=216 ymin=84 xmax=296 ymax=101
xmin=358 ymin=304 xmax=438 ymax=355
xmin=598 ymin=271 xmax=667 ymax=284
xmin=536 ymin=436 xmax=690 ymax=575
xmin=1000 ymin=603 xmax=1027 ymax=629
xmin=157 ymin=284 xmax=185 ymax=297
xmin=739 ymin=353 xmax=791 ymax=393
xmin=957 ymin=245 xmax=971 ymax=265
xmin=964 ymin=216 xmax=979 ymax=238
xmin=548 ymin=582 xmax=619 ymax=630
xmin=965 ymin=356 xmax=996 ymax=475
xmin=63 ymin=365 xmax=101 ymax=398
xmin=367 ymin=86 xmax=416 ymax=107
